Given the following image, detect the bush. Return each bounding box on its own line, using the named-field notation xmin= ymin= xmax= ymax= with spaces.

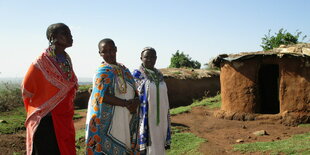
xmin=261 ymin=28 xmax=307 ymax=51
xmin=0 ymin=82 xmax=23 ymax=112
xmin=169 ymin=50 xmax=201 ymax=69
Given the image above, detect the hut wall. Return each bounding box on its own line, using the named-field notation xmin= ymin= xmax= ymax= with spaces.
xmin=279 ymin=57 xmax=310 ymax=113
xmin=220 ymin=59 xmax=260 ymax=113
xmin=74 ymin=76 xmax=221 ymax=109
xmin=164 ymin=76 xmax=220 ymax=108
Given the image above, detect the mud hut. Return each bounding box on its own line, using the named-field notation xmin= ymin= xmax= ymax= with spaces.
xmin=160 ymin=68 xmax=220 ymax=108
xmin=213 ymin=43 xmax=310 ymax=125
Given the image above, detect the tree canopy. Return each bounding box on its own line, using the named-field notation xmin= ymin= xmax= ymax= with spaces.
xmin=261 ymin=28 xmax=307 ymax=51
xmin=169 ymin=50 xmax=201 ymax=69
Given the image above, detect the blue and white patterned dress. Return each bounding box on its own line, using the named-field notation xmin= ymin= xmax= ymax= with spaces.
xmin=133 ymin=65 xmax=171 ymax=155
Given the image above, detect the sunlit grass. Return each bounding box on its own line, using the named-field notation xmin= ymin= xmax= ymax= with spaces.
xmin=167 ymin=126 xmax=205 ymax=155
xmin=233 ymin=132 xmax=310 ymax=154
xmin=170 ymin=94 xmax=221 ymax=115
xmin=298 ymin=124 xmax=310 ymax=128
xmin=0 ymin=107 xmax=26 ymax=134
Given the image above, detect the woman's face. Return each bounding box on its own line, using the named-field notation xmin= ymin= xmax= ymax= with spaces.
xmin=54 ymin=27 xmax=73 ymax=48
xmin=141 ymin=50 xmax=157 ymax=69
xmin=99 ymin=42 xmax=117 ymax=64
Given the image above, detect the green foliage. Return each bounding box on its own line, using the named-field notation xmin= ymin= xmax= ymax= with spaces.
xmin=298 ymin=124 xmax=310 ymax=127
xmin=0 ymin=82 xmax=23 ymax=112
xmin=167 ymin=125 xmax=205 ymax=155
xmin=78 ymin=84 xmax=92 ymax=92
xmin=170 ymin=94 xmax=221 ymax=115
xmin=233 ymin=132 xmax=310 ymax=154
xmin=261 ymin=28 xmax=307 ymax=51
xmin=169 ymin=50 xmax=201 ymax=69
xmin=0 ymin=107 xmax=26 ymax=134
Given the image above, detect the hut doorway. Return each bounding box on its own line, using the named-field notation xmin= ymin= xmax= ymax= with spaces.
xmin=258 ymin=64 xmax=280 ymax=114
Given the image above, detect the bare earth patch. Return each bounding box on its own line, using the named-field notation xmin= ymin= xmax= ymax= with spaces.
xmin=172 ymin=107 xmax=310 ymax=155
xmin=1 ymin=108 xmax=309 ymax=154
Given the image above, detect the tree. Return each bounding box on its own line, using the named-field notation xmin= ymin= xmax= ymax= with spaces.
xmin=169 ymin=50 xmax=201 ymax=69
xmin=261 ymin=28 xmax=307 ymax=51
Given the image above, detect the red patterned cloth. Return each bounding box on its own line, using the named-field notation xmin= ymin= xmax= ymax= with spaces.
xmin=21 ymin=50 xmax=78 ymax=155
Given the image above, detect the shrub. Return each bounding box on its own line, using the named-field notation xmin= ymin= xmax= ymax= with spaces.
xmin=169 ymin=50 xmax=201 ymax=69
xmin=0 ymin=82 xmax=23 ymax=112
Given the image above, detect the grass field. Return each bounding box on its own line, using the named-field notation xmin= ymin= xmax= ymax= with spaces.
xmin=0 ymin=107 xmax=25 ymax=134
xmin=170 ymin=94 xmax=221 ymax=116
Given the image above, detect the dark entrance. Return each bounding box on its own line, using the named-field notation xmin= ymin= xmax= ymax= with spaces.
xmin=258 ymin=64 xmax=280 ymax=114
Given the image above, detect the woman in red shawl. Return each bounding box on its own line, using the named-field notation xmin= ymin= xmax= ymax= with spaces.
xmin=21 ymin=23 xmax=78 ymax=155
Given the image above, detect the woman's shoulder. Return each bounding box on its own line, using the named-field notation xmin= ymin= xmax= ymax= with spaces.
xmin=155 ymin=68 xmax=163 ymax=75
xmin=116 ymin=62 xmax=129 ymax=70
xmin=97 ymin=63 xmax=113 ymax=73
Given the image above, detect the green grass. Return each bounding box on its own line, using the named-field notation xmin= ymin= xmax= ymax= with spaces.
xmin=0 ymin=108 xmax=86 ymax=134
xmin=170 ymin=94 xmax=221 ymax=115
xmin=78 ymin=84 xmax=92 ymax=92
xmin=75 ymin=128 xmax=86 ymax=155
xmin=74 ymin=109 xmax=87 ymax=120
xmin=298 ymin=124 xmax=310 ymax=128
xmin=73 ymin=116 xmax=206 ymax=155
xmin=0 ymin=107 xmax=26 ymax=134
xmin=73 ymin=109 xmax=87 ymax=120
xmin=172 ymin=71 xmax=182 ymax=75
xmin=233 ymin=132 xmax=310 ymax=154
xmin=167 ymin=126 xmax=206 ymax=155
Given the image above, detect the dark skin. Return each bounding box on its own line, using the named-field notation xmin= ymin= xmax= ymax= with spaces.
xmin=141 ymin=49 xmax=157 ymax=70
xmin=99 ymin=41 xmax=117 ymax=65
xmin=98 ymin=41 xmax=139 ymax=113
xmin=51 ymin=26 xmax=73 ymax=56
xmin=141 ymin=48 xmax=171 ymax=150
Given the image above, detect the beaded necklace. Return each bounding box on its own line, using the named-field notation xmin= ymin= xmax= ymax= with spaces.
xmin=109 ymin=63 xmax=127 ymax=94
xmin=141 ymin=65 xmax=163 ymax=125
xmin=47 ymin=48 xmax=72 ymax=80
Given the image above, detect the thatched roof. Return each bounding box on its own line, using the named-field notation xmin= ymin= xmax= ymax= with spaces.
xmin=211 ymin=43 xmax=310 ymax=67
xmin=159 ymin=68 xmax=219 ymax=79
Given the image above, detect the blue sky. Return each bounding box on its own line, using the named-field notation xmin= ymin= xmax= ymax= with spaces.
xmin=0 ymin=0 xmax=309 ymax=79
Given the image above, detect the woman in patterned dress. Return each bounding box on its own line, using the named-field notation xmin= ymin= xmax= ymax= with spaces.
xmin=85 ymin=38 xmax=139 ymax=155
xmin=132 ymin=47 xmax=171 ymax=155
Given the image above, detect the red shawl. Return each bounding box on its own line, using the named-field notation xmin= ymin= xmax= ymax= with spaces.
xmin=21 ymin=51 xmax=78 ymax=155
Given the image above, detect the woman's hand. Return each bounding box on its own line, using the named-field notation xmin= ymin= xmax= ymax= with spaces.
xmin=126 ymin=99 xmax=140 ymax=114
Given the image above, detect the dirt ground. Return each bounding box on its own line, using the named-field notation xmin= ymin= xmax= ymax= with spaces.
xmin=1 ymin=107 xmax=309 ymax=155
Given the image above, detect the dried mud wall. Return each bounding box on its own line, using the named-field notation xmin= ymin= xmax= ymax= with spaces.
xmin=279 ymin=57 xmax=310 ymax=113
xmin=220 ymin=56 xmax=310 ymax=114
xmin=217 ymin=56 xmax=310 ymax=125
xmin=74 ymin=90 xmax=90 ymax=109
xmin=164 ymin=76 xmax=220 ymax=108
xmin=220 ymin=59 xmax=260 ymax=113
xmin=74 ymin=76 xmax=221 ymax=109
